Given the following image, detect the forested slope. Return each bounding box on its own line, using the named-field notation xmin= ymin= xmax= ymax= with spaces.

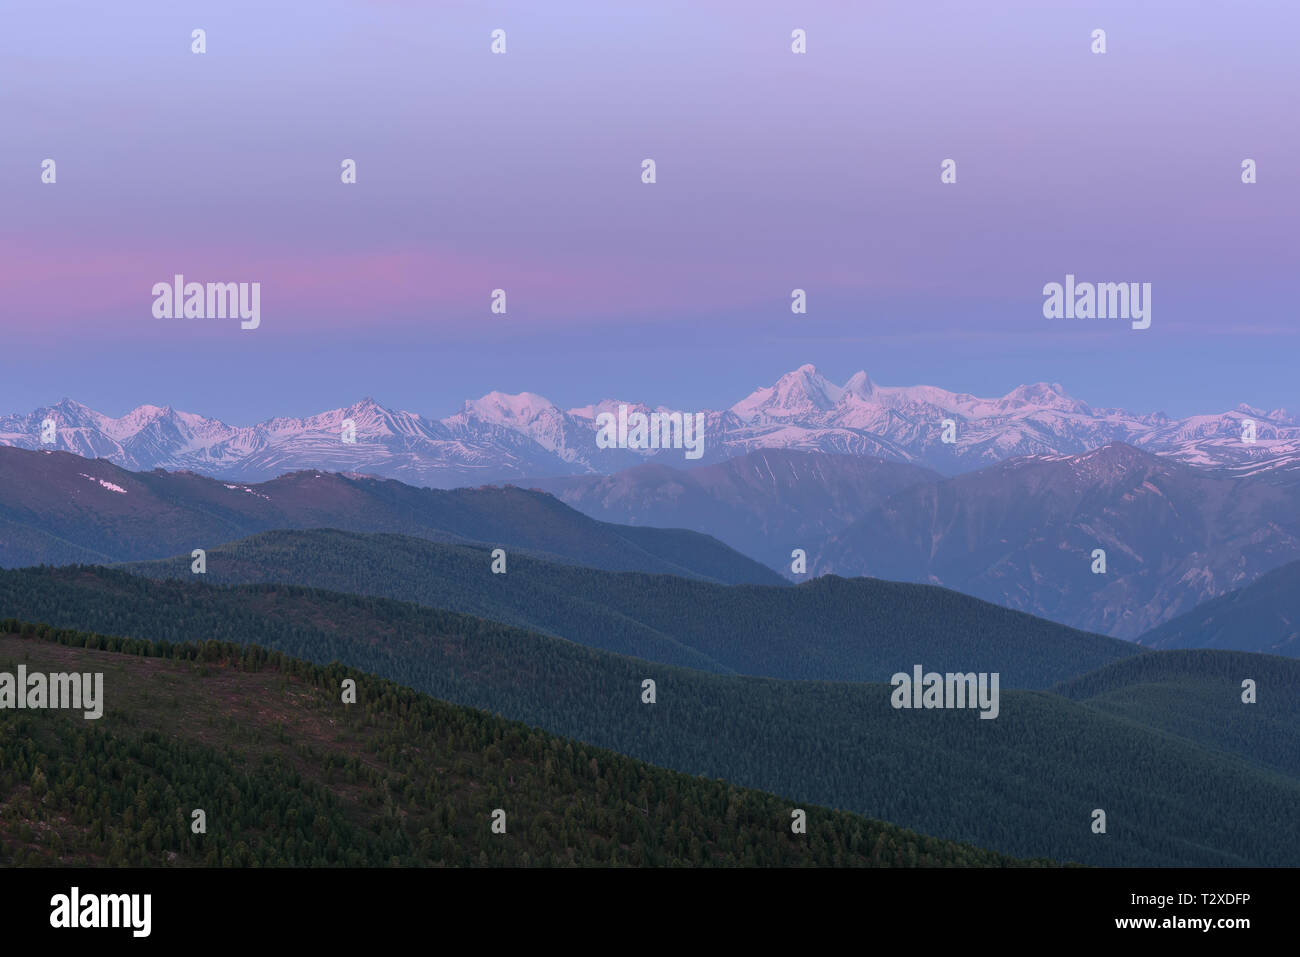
xmin=124 ymin=529 xmax=1136 ymax=687
xmin=1 ymin=566 xmax=1296 ymax=866
xmin=1 ymin=623 xmax=1020 ymax=867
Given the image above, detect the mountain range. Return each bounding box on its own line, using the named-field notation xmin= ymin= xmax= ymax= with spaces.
xmin=0 ymin=446 xmax=779 ymax=585
xmin=4 ymin=365 xmax=1299 ymax=485
xmin=531 ymin=442 xmax=1300 ymax=640
xmin=8 ymin=440 xmax=1300 ymax=643
xmin=530 ymin=449 xmax=942 ymax=572
xmin=1139 ymin=558 xmax=1300 ymax=656
xmin=811 ymin=443 xmax=1300 ymax=639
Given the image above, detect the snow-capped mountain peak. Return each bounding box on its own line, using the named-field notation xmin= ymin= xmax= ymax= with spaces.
xmin=731 ymin=363 xmax=845 ymax=422
xmin=460 ymin=391 xmax=561 ymax=427
xmin=2 ymin=365 xmax=1297 ymax=486
xmin=842 ymin=371 xmax=876 ymax=398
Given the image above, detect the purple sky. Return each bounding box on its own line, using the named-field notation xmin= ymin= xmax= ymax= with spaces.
xmin=3 ymin=0 xmax=1297 ymax=422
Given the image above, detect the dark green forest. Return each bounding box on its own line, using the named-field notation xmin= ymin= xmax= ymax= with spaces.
xmin=123 ymin=528 xmax=1136 ymax=687
xmin=0 ymin=621 xmax=1029 ymax=868
xmin=1 ymin=565 xmax=1297 ymax=866
xmin=1050 ymin=649 xmax=1300 ymax=779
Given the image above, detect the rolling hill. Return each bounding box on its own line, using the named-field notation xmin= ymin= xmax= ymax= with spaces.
xmin=122 ymin=528 xmax=1138 ymax=688
xmin=0 ymin=622 xmax=1021 ymax=867
xmin=1052 ymin=649 xmax=1300 ymax=781
xmin=1 ymin=565 xmax=1297 ymax=867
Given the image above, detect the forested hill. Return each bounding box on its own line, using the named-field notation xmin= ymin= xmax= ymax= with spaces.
xmin=0 ymin=620 xmax=1028 ymax=868
xmin=122 ymin=528 xmax=1137 ymax=688
xmin=1050 ymin=649 xmax=1300 ymax=781
xmin=1 ymin=565 xmax=1298 ymax=867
